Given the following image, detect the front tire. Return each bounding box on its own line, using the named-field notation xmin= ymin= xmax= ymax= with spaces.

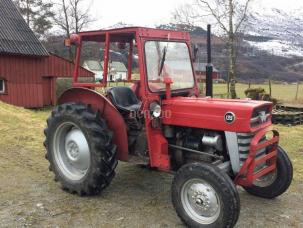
xmin=172 ymin=163 xmax=240 ymax=228
xmin=244 ymin=146 xmax=293 ymax=199
xmin=44 ymin=103 xmax=118 ymax=196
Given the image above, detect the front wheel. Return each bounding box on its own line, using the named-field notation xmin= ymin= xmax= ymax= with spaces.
xmin=244 ymin=146 xmax=293 ymax=199
xmin=172 ymin=163 xmax=240 ymax=228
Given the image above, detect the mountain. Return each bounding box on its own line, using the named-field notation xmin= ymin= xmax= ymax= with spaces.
xmin=44 ymin=18 xmax=303 ymax=83
xmin=245 ymin=7 xmax=303 ymax=58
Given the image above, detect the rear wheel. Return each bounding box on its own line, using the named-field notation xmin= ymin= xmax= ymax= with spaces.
xmin=44 ymin=103 xmax=118 ymax=196
xmin=172 ymin=163 xmax=240 ymax=228
xmin=244 ymin=146 xmax=293 ymax=199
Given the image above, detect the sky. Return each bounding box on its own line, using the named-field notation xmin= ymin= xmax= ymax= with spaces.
xmin=87 ymin=0 xmax=303 ymax=30
xmin=89 ymin=0 xmax=186 ymax=29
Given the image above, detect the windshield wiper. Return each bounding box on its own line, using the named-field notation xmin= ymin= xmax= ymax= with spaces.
xmin=158 ymin=46 xmax=167 ymax=76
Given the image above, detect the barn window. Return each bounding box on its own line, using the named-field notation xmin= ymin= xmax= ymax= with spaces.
xmin=0 ymin=79 xmax=5 ymax=94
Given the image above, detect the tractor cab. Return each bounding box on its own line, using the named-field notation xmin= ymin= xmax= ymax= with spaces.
xmin=44 ymin=27 xmax=293 ymax=227
xmin=65 ymin=27 xmax=198 ymax=100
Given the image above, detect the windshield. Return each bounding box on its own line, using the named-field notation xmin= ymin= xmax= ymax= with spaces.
xmin=145 ymin=41 xmax=195 ymax=92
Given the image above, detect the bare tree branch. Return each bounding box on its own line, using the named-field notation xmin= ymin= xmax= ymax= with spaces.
xmin=172 ymin=0 xmax=253 ymax=98
xmin=197 ymin=0 xmax=229 ymax=33
xmin=235 ymin=0 xmax=252 ymax=33
xmin=52 ymin=0 xmax=95 ymax=35
xmin=52 ymin=0 xmax=95 ymax=59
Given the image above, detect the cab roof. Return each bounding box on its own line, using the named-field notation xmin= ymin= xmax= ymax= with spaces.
xmin=78 ymin=27 xmax=191 ymax=43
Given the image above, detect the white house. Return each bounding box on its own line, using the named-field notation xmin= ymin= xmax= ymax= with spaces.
xmin=83 ymin=60 xmax=128 ymax=82
xmin=82 ymin=60 xmax=103 ymax=81
xmin=110 ymin=61 xmax=128 ymax=81
xmin=101 ymin=61 xmax=128 ymax=81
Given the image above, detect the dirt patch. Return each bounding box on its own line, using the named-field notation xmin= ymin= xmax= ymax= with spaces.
xmin=0 ymin=146 xmax=302 ymax=227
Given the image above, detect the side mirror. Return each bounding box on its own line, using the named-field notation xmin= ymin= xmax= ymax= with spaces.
xmin=64 ymin=34 xmax=80 ymax=47
xmin=64 ymin=38 xmax=71 ymax=47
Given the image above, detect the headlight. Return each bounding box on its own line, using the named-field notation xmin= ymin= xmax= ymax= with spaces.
xmin=150 ymin=102 xmax=161 ymax=118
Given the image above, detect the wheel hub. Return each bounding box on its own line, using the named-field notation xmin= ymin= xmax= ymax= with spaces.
xmin=190 ymin=184 xmax=219 ymax=217
xmin=193 ymin=191 xmax=211 ymax=211
xmin=53 ymin=122 xmax=91 ymax=181
xmin=66 ymin=141 xmax=80 ymax=161
xmin=253 ymin=169 xmax=277 ymax=187
xmin=181 ymin=179 xmax=221 ymax=224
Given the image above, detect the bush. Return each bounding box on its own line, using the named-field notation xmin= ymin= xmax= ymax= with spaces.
xmin=56 ymin=78 xmax=72 ymax=99
xmin=56 ymin=77 xmax=94 ymax=99
xmin=244 ymin=87 xmax=278 ymax=105
xmin=244 ymin=88 xmax=266 ymax=100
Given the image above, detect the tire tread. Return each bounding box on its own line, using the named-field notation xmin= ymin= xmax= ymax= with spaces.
xmin=44 ymin=103 xmax=117 ymax=196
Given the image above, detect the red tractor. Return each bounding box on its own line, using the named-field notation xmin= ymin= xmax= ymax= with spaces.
xmin=44 ymin=27 xmax=293 ymax=227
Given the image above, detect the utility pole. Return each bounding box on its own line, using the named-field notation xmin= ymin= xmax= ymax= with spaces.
xmin=295 ymin=81 xmax=300 ymax=100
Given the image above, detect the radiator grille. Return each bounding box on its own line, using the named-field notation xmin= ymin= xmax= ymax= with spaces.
xmin=237 ymin=133 xmax=267 ymax=169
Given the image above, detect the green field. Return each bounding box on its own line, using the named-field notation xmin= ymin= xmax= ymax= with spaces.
xmin=110 ymin=82 xmax=303 ymax=102
xmin=58 ymin=79 xmax=303 ymax=103
xmin=212 ymin=83 xmax=303 ymax=102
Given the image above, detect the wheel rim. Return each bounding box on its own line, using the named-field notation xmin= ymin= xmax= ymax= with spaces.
xmin=181 ymin=178 xmax=221 ymax=225
xmin=53 ymin=122 xmax=90 ymax=181
xmin=253 ymin=170 xmax=277 ymax=187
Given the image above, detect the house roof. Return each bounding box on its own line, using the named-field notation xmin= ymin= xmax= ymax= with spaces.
xmin=0 ymin=0 xmax=49 ymax=57
xmin=194 ymin=62 xmax=219 ymax=72
xmin=83 ymin=60 xmax=103 ymax=71
xmin=110 ymin=61 xmax=127 ymax=72
xmin=101 ymin=61 xmax=127 ymax=72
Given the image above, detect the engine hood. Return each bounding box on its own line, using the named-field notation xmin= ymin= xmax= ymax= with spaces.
xmin=161 ymin=97 xmax=272 ymax=133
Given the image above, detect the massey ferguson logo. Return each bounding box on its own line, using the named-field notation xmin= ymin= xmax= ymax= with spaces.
xmin=224 ymin=112 xmax=236 ymax=124
xmin=259 ymin=111 xmax=267 ymax=123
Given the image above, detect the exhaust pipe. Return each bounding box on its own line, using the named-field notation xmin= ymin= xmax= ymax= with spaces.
xmin=206 ymin=24 xmax=213 ymax=97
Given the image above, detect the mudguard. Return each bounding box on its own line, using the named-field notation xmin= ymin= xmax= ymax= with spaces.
xmin=58 ymin=87 xmax=129 ymax=161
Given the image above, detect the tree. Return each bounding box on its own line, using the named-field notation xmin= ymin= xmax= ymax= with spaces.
xmin=52 ymin=0 xmax=95 ymax=59
xmin=174 ymin=0 xmax=252 ymax=98
xmin=52 ymin=0 xmax=94 ymax=37
xmin=14 ymin=0 xmax=54 ymax=38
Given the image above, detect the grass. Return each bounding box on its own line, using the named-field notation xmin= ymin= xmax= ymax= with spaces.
xmin=0 ymin=102 xmax=49 ymax=153
xmin=212 ymin=83 xmax=303 ymax=102
xmin=274 ymin=124 xmax=303 ymax=183
xmin=96 ymin=81 xmax=303 ymax=103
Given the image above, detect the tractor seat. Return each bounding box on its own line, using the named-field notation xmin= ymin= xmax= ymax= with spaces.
xmin=107 ymin=86 xmax=141 ymax=113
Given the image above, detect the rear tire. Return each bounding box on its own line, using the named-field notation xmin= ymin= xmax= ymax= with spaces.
xmin=44 ymin=103 xmax=118 ymax=196
xmin=172 ymin=163 xmax=240 ymax=228
xmin=244 ymin=146 xmax=293 ymax=199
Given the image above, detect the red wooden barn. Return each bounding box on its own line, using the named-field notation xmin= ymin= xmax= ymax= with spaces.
xmin=193 ymin=62 xmax=220 ymax=83
xmin=0 ymin=0 xmax=93 ymax=108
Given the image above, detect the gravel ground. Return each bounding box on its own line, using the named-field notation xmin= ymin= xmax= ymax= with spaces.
xmin=0 ymin=145 xmax=302 ymax=228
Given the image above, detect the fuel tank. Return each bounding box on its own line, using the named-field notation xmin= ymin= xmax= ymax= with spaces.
xmin=161 ymin=97 xmax=272 ymax=133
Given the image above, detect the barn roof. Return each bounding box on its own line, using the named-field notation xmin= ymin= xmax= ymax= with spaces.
xmin=0 ymin=0 xmax=49 ymax=57
xmin=194 ymin=62 xmax=219 ymax=72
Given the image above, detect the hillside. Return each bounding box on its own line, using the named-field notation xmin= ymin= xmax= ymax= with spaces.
xmin=190 ymin=33 xmax=303 ymax=83
xmin=245 ymin=6 xmax=303 ymax=58
xmin=43 ymin=24 xmax=303 ymax=83
xmin=156 ymin=24 xmax=303 ymax=82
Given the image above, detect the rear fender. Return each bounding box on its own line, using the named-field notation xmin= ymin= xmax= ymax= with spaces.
xmin=58 ymin=87 xmax=128 ymax=161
